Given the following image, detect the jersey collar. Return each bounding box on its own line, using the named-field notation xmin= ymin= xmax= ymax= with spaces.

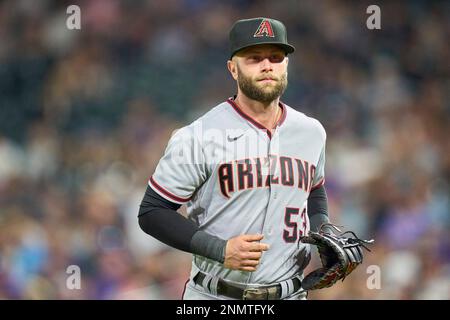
xmin=226 ymin=96 xmax=287 ymax=139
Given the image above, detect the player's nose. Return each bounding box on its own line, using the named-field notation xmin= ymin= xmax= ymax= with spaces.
xmin=259 ymin=57 xmax=273 ymax=72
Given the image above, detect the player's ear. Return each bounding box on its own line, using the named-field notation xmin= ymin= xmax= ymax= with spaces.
xmin=227 ymin=59 xmax=238 ymax=81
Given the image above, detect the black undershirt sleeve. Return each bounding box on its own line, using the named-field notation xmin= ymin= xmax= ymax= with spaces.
xmin=307 ymin=185 xmax=331 ymax=233
xmin=139 ymin=184 xmax=329 ymax=260
xmin=138 ymin=185 xmax=226 ymax=262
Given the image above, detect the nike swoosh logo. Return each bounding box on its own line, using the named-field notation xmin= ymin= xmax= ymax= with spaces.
xmin=227 ymin=133 xmax=244 ymax=142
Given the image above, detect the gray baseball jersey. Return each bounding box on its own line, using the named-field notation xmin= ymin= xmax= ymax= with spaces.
xmin=148 ymin=97 xmax=326 ymax=287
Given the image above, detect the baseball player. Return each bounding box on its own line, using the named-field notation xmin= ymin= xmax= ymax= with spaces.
xmin=138 ymin=17 xmax=334 ymax=300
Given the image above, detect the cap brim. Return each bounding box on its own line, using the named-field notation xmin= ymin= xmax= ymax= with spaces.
xmin=231 ymin=42 xmax=295 ymax=59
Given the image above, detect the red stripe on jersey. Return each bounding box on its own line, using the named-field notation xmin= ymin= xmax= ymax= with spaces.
xmin=149 ymin=176 xmax=192 ymax=203
xmin=181 ymin=278 xmax=190 ymax=299
xmin=278 ymin=102 xmax=287 ymax=126
xmin=311 ymin=178 xmax=325 ymax=191
xmin=227 ymin=98 xmax=287 ymax=139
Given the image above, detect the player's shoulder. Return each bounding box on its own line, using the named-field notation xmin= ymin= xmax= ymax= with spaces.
xmin=284 ymin=103 xmax=326 ymax=140
xmin=196 ymin=101 xmax=231 ymax=122
xmin=186 ymin=100 xmax=234 ymax=130
xmin=170 ymin=100 xmax=230 ymax=139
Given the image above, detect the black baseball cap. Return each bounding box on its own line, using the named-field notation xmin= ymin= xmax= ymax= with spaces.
xmin=229 ymin=17 xmax=295 ymax=59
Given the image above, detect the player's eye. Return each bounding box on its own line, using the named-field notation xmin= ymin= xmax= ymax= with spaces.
xmin=269 ymin=54 xmax=285 ymax=63
xmin=248 ymin=55 xmax=263 ymax=62
xmin=246 ymin=54 xmax=285 ymax=64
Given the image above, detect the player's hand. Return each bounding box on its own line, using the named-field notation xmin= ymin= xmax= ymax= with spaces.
xmin=223 ymin=234 xmax=269 ymax=272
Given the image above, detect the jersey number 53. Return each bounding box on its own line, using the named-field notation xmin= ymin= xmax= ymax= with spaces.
xmin=283 ymin=207 xmax=307 ymax=243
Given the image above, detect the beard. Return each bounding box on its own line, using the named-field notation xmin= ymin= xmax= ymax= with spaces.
xmin=236 ymin=66 xmax=288 ymax=103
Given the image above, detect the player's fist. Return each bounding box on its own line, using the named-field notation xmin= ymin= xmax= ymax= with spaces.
xmin=223 ymin=234 xmax=270 ymax=272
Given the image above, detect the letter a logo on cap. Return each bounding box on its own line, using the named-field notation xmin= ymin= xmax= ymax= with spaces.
xmin=253 ymin=19 xmax=275 ymax=37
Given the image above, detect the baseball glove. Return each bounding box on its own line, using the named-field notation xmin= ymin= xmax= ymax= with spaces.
xmin=299 ymin=223 xmax=374 ymax=291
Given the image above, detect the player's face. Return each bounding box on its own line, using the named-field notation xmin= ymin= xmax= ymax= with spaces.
xmin=229 ymin=45 xmax=288 ymax=103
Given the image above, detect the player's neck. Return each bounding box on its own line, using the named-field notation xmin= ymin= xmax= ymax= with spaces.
xmin=234 ymin=94 xmax=281 ymax=129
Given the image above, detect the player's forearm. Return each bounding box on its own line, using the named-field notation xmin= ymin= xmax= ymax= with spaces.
xmin=307 ymin=185 xmax=330 ymax=232
xmin=138 ymin=185 xmax=226 ymax=262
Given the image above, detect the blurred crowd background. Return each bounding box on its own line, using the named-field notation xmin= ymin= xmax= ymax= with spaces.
xmin=0 ymin=0 xmax=449 ymax=299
